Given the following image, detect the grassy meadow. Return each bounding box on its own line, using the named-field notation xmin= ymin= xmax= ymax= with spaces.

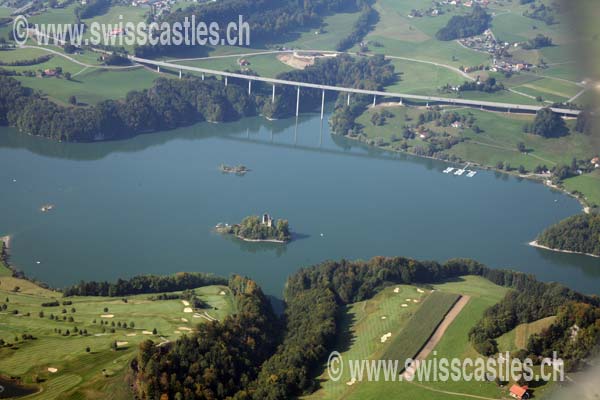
xmin=307 ymin=276 xmax=527 ymax=400
xmin=0 ymin=275 xmax=234 ymax=399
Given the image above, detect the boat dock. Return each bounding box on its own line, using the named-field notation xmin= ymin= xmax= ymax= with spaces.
xmin=442 ymin=163 xmax=477 ymax=178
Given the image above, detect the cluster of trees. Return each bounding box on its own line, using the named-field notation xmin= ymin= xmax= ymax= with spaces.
xmin=575 ymin=108 xmax=598 ymax=135
xmin=135 ymin=0 xmax=360 ymax=57
xmin=537 ymin=213 xmax=600 ymax=257
xmin=0 ymin=54 xmax=53 ymax=67
xmin=336 ymin=1 xmax=378 ymax=51
xmin=468 ymin=276 xmax=597 ymax=357
xmin=75 ymin=0 xmax=110 ymax=19
xmin=102 ymin=52 xmax=131 ymax=66
xmin=131 ymin=275 xmax=279 ymax=399
xmin=527 ymin=302 xmax=600 ymax=370
xmin=435 ymin=6 xmax=491 ymax=41
xmin=270 ymin=53 xmax=395 ymax=121
xmin=522 ymin=34 xmax=553 ymax=49
xmin=523 ymin=107 xmax=568 ymax=138
xmin=63 ymin=272 xmax=227 ymax=296
xmin=458 ymin=77 xmax=504 ymax=93
xmin=225 ymin=215 xmax=291 ymax=242
xmin=0 ymin=75 xmax=257 ymax=141
xmin=523 ymin=2 xmax=558 ymax=25
xmin=370 ymin=109 xmax=394 ymax=125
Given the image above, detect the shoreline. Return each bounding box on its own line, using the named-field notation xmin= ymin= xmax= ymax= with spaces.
xmin=338 ymin=133 xmax=591 ymax=212
xmin=529 ymin=240 xmax=599 ymax=259
xmin=1 ymin=235 xmax=11 ymax=249
xmin=234 ymin=235 xmax=288 ymax=244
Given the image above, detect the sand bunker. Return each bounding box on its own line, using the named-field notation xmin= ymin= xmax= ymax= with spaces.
xmin=417 ymin=288 xmax=425 ymax=293
xmin=116 ymin=341 xmax=128 ymax=347
xmin=401 ymin=304 xmax=408 ymax=307
xmin=346 ymin=378 xmax=357 ymax=386
xmin=393 ymin=287 xmax=400 ymax=293
xmin=381 ymin=316 xmax=387 ymax=320
xmin=405 ymin=298 xmax=412 ymax=301
xmin=181 ymin=300 xmax=190 ymax=306
xmin=126 ymin=333 xmax=137 ymax=337
xmin=380 ymin=332 xmax=392 ymax=343
xmin=181 ymin=318 xmax=188 ymax=322
xmin=219 ymin=290 xmax=226 ymax=295
xmin=47 ymin=367 xmax=58 ymax=373
xmin=100 ymin=314 xmax=114 ymax=318
xmin=178 ymin=327 xmax=192 ymax=331
xmin=413 ymin=299 xmax=419 ymax=303
xmin=183 ymin=307 xmax=193 ymax=313
xmin=142 ymin=330 xmax=153 ymax=335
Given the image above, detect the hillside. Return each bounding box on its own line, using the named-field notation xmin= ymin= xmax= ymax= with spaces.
xmin=535 ymin=213 xmax=600 ymax=257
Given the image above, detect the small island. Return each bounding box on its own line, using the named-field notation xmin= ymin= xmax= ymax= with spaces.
xmin=219 ymin=164 xmax=250 ymax=175
xmin=216 ymin=214 xmax=291 ymax=243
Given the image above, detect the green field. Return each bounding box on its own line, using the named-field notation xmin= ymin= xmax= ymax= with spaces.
xmin=563 ymin=169 xmax=600 ymax=207
xmin=380 ymin=291 xmax=460 ymax=364
xmin=356 ymin=104 xmax=597 ymax=177
xmin=16 ymin=67 xmax=159 ymax=105
xmin=496 ymin=316 xmax=556 ymax=353
xmin=308 ymin=276 xmax=522 ymax=400
xmin=0 ymin=276 xmax=234 ymax=399
xmin=176 ymin=52 xmax=294 ymax=79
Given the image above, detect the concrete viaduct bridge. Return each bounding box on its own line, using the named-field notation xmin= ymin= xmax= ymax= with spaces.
xmin=129 ymin=55 xmax=582 ymax=118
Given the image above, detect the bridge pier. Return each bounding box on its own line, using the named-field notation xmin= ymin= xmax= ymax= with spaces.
xmin=225 ymin=76 xmax=228 ymax=87
xmin=373 ymin=95 xmax=376 ymax=107
xmin=272 ymin=84 xmax=276 ymax=103
xmin=179 ymin=70 xmax=182 ymax=79
xmin=157 ymin=66 xmax=160 ymax=73
xmin=398 ymin=98 xmax=403 ymax=105
xmin=248 ymin=80 xmax=252 ymax=95
xmin=296 ymin=87 xmax=300 ymax=117
xmin=201 ymin=73 xmax=205 ymax=81
xmin=321 ymin=90 xmax=325 ymax=120
xmin=347 ymin=93 xmax=350 ymax=106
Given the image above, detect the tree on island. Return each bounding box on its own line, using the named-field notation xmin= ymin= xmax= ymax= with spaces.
xmin=222 ymin=215 xmax=291 ymax=242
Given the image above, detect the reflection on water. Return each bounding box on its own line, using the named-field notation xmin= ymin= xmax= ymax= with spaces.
xmin=0 ymin=110 xmax=598 ymax=296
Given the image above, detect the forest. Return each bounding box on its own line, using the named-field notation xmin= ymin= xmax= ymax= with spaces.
xmin=435 ymin=6 xmax=491 ymax=41
xmin=62 ymin=272 xmax=227 ymax=297
xmin=131 ymin=275 xmax=280 ymax=399
xmin=129 ymin=256 xmax=600 ymax=399
xmin=536 ymin=213 xmax=600 ymax=257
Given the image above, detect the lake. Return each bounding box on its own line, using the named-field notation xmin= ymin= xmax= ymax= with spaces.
xmin=0 ymin=112 xmax=598 ymax=296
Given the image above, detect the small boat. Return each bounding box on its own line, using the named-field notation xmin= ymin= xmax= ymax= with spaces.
xmin=454 ymin=169 xmax=465 ymax=176
xmin=443 ymin=167 xmax=455 ymax=174
xmin=466 ymin=171 xmax=477 ymax=178
xmin=40 ymin=204 xmax=54 ymax=212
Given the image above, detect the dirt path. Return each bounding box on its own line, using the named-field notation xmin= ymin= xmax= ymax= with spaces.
xmin=403 ymin=295 xmax=471 ymax=379
xmin=408 ymin=381 xmax=499 ymax=400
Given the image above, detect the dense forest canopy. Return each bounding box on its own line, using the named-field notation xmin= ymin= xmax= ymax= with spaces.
xmin=536 ymin=213 xmax=600 ymax=257
xmin=435 ymin=6 xmax=491 ymax=41
xmin=63 ymin=272 xmax=227 ymax=296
